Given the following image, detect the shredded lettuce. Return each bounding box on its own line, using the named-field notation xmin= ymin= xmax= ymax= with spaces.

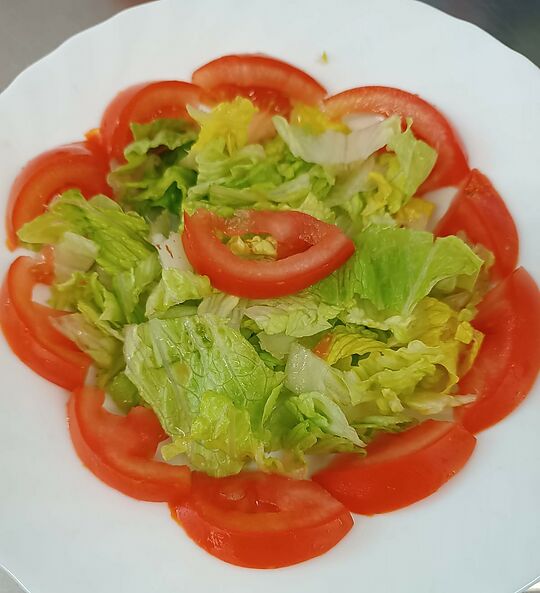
xmin=15 ymin=98 xmax=489 ymax=478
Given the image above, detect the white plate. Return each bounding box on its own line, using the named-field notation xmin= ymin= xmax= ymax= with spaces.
xmin=0 ymin=1 xmax=539 ymax=592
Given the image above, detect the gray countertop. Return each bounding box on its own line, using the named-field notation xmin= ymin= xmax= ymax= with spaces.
xmin=0 ymin=1 xmax=538 ymax=592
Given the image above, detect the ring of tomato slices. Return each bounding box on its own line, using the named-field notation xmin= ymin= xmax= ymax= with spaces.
xmin=5 ymin=141 xmax=111 ymax=250
xmin=68 ymin=387 xmax=191 ymax=502
xmin=313 ymin=420 xmax=477 ymax=514
xmin=324 ymin=86 xmax=469 ymax=193
xmin=0 ymin=256 xmax=91 ymax=390
xmin=172 ymin=471 xmax=353 ymax=568
xmin=182 ymin=209 xmax=355 ymax=298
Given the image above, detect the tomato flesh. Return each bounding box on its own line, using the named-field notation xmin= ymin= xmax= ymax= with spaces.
xmin=313 ymin=420 xmax=476 ymax=514
xmin=435 ymin=169 xmax=519 ymax=280
xmin=324 ymin=86 xmax=469 ymax=193
xmin=0 ymin=256 xmax=90 ymax=390
xmin=456 ymin=268 xmax=540 ymax=433
xmin=6 ymin=142 xmax=111 ymax=250
xmin=192 ymin=54 xmax=327 ymax=105
xmin=182 ymin=209 xmax=355 ymax=298
xmin=68 ymin=387 xmax=191 ymax=502
xmin=172 ymin=471 xmax=353 ymax=568
xmin=100 ymin=81 xmax=203 ymax=163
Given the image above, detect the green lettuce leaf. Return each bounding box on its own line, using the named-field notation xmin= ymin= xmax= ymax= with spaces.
xmin=108 ymin=118 xmax=197 ymax=217
xmin=18 ymin=191 xmax=156 ymax=276
xmin=316 ymin=226 xmax=483 ymax=316
xmin=146 ymin=269 xmax=212 ymax=318
xmin=161 ymin=390 xmax=261 ymax=477
xmin=244 ymin=291 xmax=341 ymax=338
xmin=124 ymin=315 xmax=283 ymax=475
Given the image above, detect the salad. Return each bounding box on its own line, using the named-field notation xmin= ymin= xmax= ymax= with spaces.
xmin=2 ymin=54 xmax=539 ymax=569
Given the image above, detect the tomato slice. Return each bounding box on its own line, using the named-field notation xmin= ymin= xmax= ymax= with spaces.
xmin=434 ymin=169 xmax=519 ymax=280
xmin=456 ymin=268 xmax=540 ymax=433
xmin=192 ymin=54 xmax=327 ymax=105
xmin=324 ymin=86 xmax=469 ymax=193
xmin=68 ymin=387 xmax=191 ymax=502
xmin=6 ymin=142 xmax=111 ymax=250
xmin=313 ymin=420 xmax=476 ymax=514
xmin=0 ymin=256 xmax=91 ymax=390
xmin=182 ymin=209 xmax=355 ymax=298
xmin=100 ymin=81 xmax=204 ymax=163
xmin=171 ymin=471 xmax=353 ymax=568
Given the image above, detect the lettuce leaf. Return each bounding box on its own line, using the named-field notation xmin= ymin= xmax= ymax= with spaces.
xmin=316 ymin=226 xmax=482 ymax=316
xmin=108 ymin=119 xmax=197 ymax=217
xmin=18 ymin=191 xmax=155 ymax=276
xmin=273 ymin=115 xmax=400 ymax=165
xmin=146 ymin=269 xmax=212 ymax=318
xmin=124 ymin=315 xmax=284 ymax=475
xmin=245 ymin=291 xmax=341 ymax=338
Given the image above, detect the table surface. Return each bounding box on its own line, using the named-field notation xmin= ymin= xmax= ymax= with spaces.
xmin=0 ymin=1 xmax=538 ymax=592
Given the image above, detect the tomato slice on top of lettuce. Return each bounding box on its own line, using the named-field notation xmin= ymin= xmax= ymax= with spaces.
xmin=182 ymin=209 xmax=355 ymax=298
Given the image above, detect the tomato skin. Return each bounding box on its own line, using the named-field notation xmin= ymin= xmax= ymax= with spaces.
xmin=6 ymin=142 xmax=111 ymax=250
xmin=182 ymin=209 xmax=355 ymax=299
xmin=324 ymin=86 xmax=469 ymax=193
xmin=192 ymin=54 xmax=327 ymax=105
xmin=0 ymin=256 xmax=90 ymax=390
xmin=456 ymin=268 xmax=540 ymax=434
xmin=68 ymin=387 xmax=191 ymax=502
xmin=171 ymin=472 xmax=353 ymax=568
xmin=313 ymin=420 xmax=476 ymax=514
xmin=435 ymin=169 xmax=518 ymax=280
xmin=100 ymin=81 xmax=203 ymax=163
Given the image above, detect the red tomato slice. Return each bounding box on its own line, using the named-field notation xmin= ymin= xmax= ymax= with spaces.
xmin=6 ymin=142 xmax=111 ymax=250
xmin=434 ymin=169 xmax=519 ymax=280
xmin=68 ymin=386 xmax=191 ymax=502
xmin=192 ymin=54 xmax=327 ymax=105
xmin=456 ymin=268 xmax=540 ymax=433
xmin=313 ymin=420 xmax=476 ymax=514
xmin=171 ymin=471 xmax=353 ymax=568
xmin=324 ymin=86 xmax=469 ymax=193
xmin=100 ymin=81 xmax=204 ymax=163
xmin=0 ymin=256 xmax=91 ymax=390
xmin=182 ymin=209 xmax=355 ymax=298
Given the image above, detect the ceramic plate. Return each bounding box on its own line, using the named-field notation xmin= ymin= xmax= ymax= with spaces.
xmin=0 ymin=1 xmax=539 ymax=592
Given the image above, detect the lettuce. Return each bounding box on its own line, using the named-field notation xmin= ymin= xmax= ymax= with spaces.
xmin=146 ymin=269 xmax=212 ymax=318
xmin=189 ymin=97 xmax=257 ymax=155
xmin=18 ymin=191 xmax=155 ymax=275
xmin=285 ymin=341 xmax=474 ymax=422
xmin=316 ymin=226 xmax=483 ymax=316
xmin=273 ymin=115 xmax=400 ymax=165
xmin=124 ymin=315 xmax=284 ymax=476
xmin=245 ymin=291 xmax=341 ymax=338
xmin=108 ymin=119 xmax=197 ymax=217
